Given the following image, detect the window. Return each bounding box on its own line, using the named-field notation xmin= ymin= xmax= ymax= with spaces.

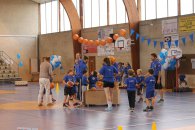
xmin=92 ymin=0 xmax=99 ymax=27
xmin=46 ymin=2 xmax=52 ymax=33
xmin=41 ymin=4 xmax=46 ymax=34
xmin=116 ymin=0 xmax=126 ymax=24
xmin=109 ymin=0 xmax=117 ymax=25
xmin=72 ymin=0 xmax=80 ymax=16
xmin=60 ymin=3 xmax=71 ymax=31
xmin=100 ymin=0 xmax=107 ymax=26
xmin=141 ymin=0 xmax=146 ymax=20
xmin=146 ymin=0 xmax=156 ymax=20
xmin=83 ymin=0 xmax=92 ymax=28
xmin=168 ymin=0 xmax=178 ymax=17
xmin=181 ymin=0 xmax=193 ymax=15
xmin=51 ymin=0 xmax=58 ymax=33
xmin=109 ymin=0 xmax=127 ymax=25
xmin=157 ymin=0 xmax=168 ymax=18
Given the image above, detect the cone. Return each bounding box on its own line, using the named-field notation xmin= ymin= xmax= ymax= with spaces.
xmin=55 ymin=82 xmax=60 ymax=94
xmin=151 ymin=122 xmax=157 ymax=130
xmin=118 ymin=126 xmax=123 ymax=130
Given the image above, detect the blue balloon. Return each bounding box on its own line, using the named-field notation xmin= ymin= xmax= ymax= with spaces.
xmin=17 ymin=53 xmax=21 ymax=59
xmin=19 ymin=61 xmax=23 ymax=67
xmin=50 ymin=55 xmax=62 ymax=70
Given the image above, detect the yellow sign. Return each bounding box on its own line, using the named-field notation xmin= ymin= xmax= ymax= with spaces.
xmin=179 ymin=16 xmax=195 ymax=32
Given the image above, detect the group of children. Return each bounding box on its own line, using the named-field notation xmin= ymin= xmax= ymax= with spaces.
xmin=62 ymin=69 xmax=98 ymax=107
xmin=124 ymin=68 xmax=156 ymax=112
xmin=60 ymin=55 xmax=158 ymax=112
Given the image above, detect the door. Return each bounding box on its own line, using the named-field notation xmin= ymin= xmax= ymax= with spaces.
xmin=88 ymin=56 xmax=96 ymax=74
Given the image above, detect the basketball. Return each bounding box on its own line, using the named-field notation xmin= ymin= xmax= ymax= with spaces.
xmin=50 ymin=82 xmax=55 ymax=89
xmin=96 ymin=81 xmax=103 ymax=88
xmin=91 ymin=87 xmax=97 ymax=91
xmin=67 ymin=81 xmax=74 ymax=87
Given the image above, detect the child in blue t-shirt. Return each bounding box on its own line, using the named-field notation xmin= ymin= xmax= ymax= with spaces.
xmin=124 ymin=69 xmax=138 ymax=112
xmin=88 ymin=71 xmax=98 ymax=89
xmin=136 ymin=69 xmax=145 ymax=103
xmin=143 ymin=69 xmax=156 ymax=112
xmin=62 ymin=69 xmax=76 ymax=107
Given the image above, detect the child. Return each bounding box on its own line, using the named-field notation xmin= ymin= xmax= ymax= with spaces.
xmin=82 ymin=70 xmax=88 ymax=102
xmin=88 ymin=71 xmax=98 ymax=90
xmin=136 ymin=69 xmax=145 ymax=103
xmin=99 ymin=57 xmax=118 ymax=111
xmin=63 ymin=69 xmax=76 ymax=107
xmin=125 ymin=69 xmax=138 ymax=112
xmin=143 ymin=69 xmax=156 ymax=112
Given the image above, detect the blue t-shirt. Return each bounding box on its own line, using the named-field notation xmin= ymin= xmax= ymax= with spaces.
xmin=74 ymin=63 xmax=80 ymax=76
xmin=63 ymin=75 xmax=76 ymax=88
xmin=115 ymin=75 xmax=122 ymax=82
xmin=82 ymin=75 xmax=88 ymax=86
xmin=118 ymin=66 xmax=124 ymax=73
xmin=125 ymin=77 xmax=137 ymax=91
xmin=74 ymin=59 xmax=87 ymax=79
xmin=113 ymin=62 xmax=118 ymax=71
xmin=145 ymin=76 xmax=156 ymax=92
xmin=99 ymin=65 xmax=118 ymax=83
xmin=150 ymin=60 xmax=162 ymax=76
xmin=124 ymin=65 xmax=131 ymax=75
xmin=136 ymin=76 xmax=145 ymax=88
xmin=88 ymin=75 xmax=98 ymax=88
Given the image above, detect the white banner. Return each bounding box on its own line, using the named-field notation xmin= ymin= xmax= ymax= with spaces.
xmin=162 ymin=19 xmax=178 ymax=35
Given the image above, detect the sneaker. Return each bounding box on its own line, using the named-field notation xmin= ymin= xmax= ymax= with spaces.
xmin=63 ymin=102 xmax=69 ymax=107
xmin=143 ymin=107 xmax=150 ymax=112
xmin=73 ymin=102 xmax=80 ymax=107
xmin=131 ymin=108 xmax=135 ymax=112
xmin=157 ymin=99 xmax=164 ymax=103
xmin=138 ymin=98 xmax=143 ymax=103
xmin=52 ymin=98 xmax=56 ymax=103
xmin=105 ymin=107 xmax=113 ymax=111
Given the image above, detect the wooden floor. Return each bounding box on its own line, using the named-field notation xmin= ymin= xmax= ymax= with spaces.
xmin=0 ymin=82 xmax=195 ymax=130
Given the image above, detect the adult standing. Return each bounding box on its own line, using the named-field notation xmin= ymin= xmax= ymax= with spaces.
xmin=150 ymin=53 xmax=164 ymax=103
xmin=99 ymin=58 xmax=118 ymax=111
xmin=38 ymin=57 xmax=53 ymax=106
xmin=74 ymin=53 xmax=88 ymax=100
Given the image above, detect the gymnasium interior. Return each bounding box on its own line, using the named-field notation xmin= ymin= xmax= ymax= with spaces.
xmin=0 ymin=0 xmax=195 ymax=130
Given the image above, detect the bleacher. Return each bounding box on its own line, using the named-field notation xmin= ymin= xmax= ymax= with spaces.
xmin=0 ymin=51 xmax=22 ymax=82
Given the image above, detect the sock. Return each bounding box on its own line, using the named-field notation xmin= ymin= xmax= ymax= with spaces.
xmin=108 ymin=101 xmax=112 ymax=108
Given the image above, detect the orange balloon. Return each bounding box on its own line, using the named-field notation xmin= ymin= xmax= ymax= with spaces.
xmin=100 ymin=39 xmax=106 ymax=46
xmin=119 ymin=29 xmax=127 ymax=37
xmin=78 ymin=37 xmax=84 ymax=43
xmin=94 ymin=40 xmax=100 ymax=46
xmin=106 ymin=37 xmax=113 ymax=43
xmin=83 ymin=39 xmax=89 ymax=44
xmin=88 ymin=40 xmax=94 ymax=45
xmin=113 ymin=34 xmax=119 ymax=40
xmin=73 ymin=34 xmax=79 ymax=40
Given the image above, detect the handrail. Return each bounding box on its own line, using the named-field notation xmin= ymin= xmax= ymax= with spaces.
xmin=0 ymin=51 xmax=19 ymax=75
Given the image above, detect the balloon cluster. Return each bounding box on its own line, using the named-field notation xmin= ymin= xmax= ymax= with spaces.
xmin=158 ymin=49 xmax=177 ymax=70
xmin=50 ymin=55 xmax=62 ymax=71
xmin=72 ymin=29 xmax=127 ymax=46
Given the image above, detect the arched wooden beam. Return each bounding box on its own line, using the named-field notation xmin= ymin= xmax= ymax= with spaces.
xmin=123 ymin=0 xmax=140 ymax=70
xmin=60 ymin=0 xmax=82 ymax=58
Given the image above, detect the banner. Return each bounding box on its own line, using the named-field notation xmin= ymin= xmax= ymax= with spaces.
xmin=97 ymin=44 xmax=114 ymax=56
xmin=179 ymin=16 xmax=195 ymax=32
xmin=162 ymin=19 xmax=178 ymax=35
